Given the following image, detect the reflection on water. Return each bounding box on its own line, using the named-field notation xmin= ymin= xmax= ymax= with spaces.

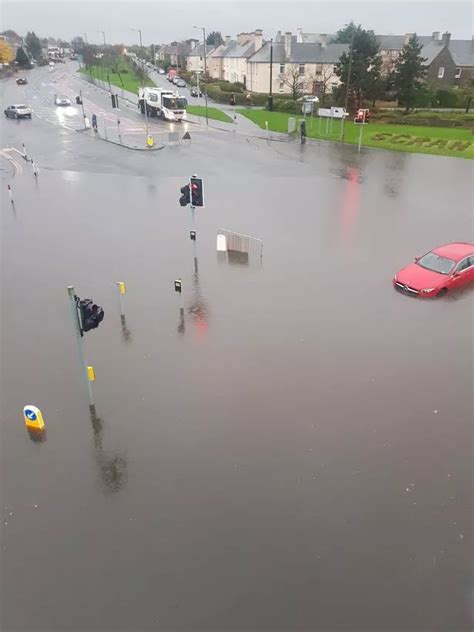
xmin=383 ymin=152 xmax=408 ymax=199
xmin=90 ymin=406 xmax=127 ymax=494
xmin=188 ymin=257 xmax=209 ymax=337
xmin=228 ymin=250 xmax=249 ymax=266
xmin=120 ymin=315 xmax=132 ymax=343
xmin=177 ymin=306 xmax=185 ymax=335
xmin=26 ymin=427 xmax=47 ymax=443
xmin=339 ymin=166 xmax=361 ymax=244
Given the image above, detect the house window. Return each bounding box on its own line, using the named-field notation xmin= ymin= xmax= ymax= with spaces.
xmin=315 ymin=64 xmax=322 ymax=75
xmin=279 ymin=81 xmax=284 ymax=92
xmin=299 ymin=63 xmax=305 ymax=75
xmin=437 ymin=66 xmax=445 ymax=78
xmin=279 ymin=63 xmax=285 ymax=74
xmin=455 ymin=67 xmax=462 ymax=78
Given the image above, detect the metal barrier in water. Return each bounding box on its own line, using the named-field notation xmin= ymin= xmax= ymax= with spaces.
xmin=217 ymin=229 xmax=263 ymax=260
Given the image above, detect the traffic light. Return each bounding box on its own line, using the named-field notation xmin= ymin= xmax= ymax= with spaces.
xmin=111 ymin=94 xmax=119 ymax=109
xmin=190 ymin=176 xmax=203 ymax=207
xmin=179 ymin=184 xmax=190 ymax=207
xmin=174 ymin=279 xmax=182 ymax=293
xmin=190 ymin=230 xmax=196 ymax=241
xmin=78 ymin=298 xmax=105 ymax=333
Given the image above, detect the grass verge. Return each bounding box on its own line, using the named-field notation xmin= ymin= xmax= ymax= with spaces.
xmin=187 ymin=105 xmax=233 ymax=123
xmin=238 ymin=109 xmax=474 ymax=159
xmin=79 ymin=58 xmax=155 ymax=95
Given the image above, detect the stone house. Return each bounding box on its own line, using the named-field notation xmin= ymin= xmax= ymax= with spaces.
xmin=246 ymin=31 xmax=348 ymax=96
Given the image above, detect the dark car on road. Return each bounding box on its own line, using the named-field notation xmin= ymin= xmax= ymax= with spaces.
xmin=16 ymin=77 xmax=28 ymax=85
xmin=190 ymin=87 xmax=202 ymax=97
xmin=4 ymin=104 xmax=33 ymax=119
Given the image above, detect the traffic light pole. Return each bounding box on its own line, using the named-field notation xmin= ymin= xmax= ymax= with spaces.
xmin=67 ymin=286 xmax=95 ymax=413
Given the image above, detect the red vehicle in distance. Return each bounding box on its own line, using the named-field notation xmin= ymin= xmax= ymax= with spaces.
xmin=393 ymin=242 xmax=474 ymax=297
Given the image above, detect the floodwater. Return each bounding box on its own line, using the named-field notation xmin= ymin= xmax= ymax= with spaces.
xmin=1 ymin=108 xmax=473 ymax=630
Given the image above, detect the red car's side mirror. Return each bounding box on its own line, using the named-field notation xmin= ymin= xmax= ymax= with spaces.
xmin=414 ymin=256 xmax=420 ymax=262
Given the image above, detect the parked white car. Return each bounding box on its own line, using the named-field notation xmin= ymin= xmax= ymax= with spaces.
xmin=54 ymin=95 xmax=71 ymax=106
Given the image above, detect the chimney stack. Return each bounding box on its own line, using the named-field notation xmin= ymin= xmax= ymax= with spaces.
xmin=284 ymin=31 xmax=292 ymax=58
xmin=320 ymin=33 xmax=327 ymax=49
xmin=404 ymin=32 xmax=414 ymax=45
xmin=297 ymin=27 xmax=303 ymax=43
xmin=441 ymin=31 xmax=451 ymax=47
xmin=432 ymin=31 xmax=440 ymax=41
xmin=254 ymin=29 xmax=263 ymax=52
xmin=225 ymin=35 xmax=231 ymax=44
xmin=276 ymin=30 xmax=282 ymax=42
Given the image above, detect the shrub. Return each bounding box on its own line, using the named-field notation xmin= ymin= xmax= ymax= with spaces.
xmin=218 ymin=81 xmax=245 ymax=93
xmin=272 ymin=99 xmax=303 ymax=114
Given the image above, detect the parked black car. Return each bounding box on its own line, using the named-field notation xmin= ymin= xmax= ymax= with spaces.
xmin=16 ymin=77 xmax=28 ymax=85
xmin=190 ymin=87 xmax=202 ymax=97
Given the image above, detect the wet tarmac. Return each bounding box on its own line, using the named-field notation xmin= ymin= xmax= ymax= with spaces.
xmin=1 ymin=69 xmax=473 ymax=631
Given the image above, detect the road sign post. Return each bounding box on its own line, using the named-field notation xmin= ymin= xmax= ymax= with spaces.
xmin=67 ymin=285 xmax=95 ymax=413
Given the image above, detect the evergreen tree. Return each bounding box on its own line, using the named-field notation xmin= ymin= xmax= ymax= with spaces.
xmin=15 ymin=46 xmax=32 ymax=68
xmin=25 ymin=31 xmax=42 ymax=59
xmin=393 ymin=34 xmax=427 ymax=112
xmin=332 ymin=21 xmax=360 ymax=44
xmin=206 ymin=31 xmax=224 ymax=47
xmin=335 ymin=27 xmax=383 ymax=110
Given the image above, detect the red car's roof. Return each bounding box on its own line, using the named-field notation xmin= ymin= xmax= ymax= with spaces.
xmin=432 ymin=242 xmax=474 ymax=261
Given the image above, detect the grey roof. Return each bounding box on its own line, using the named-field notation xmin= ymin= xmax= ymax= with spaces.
xmin=221 ymin=40 xmax=256 ymax=59
xmin=419 ymin=41 xmax=446 ymax=65
xmin=248 ymin=41 xmax=348 ymax=64
xmin=187 ymin=43 xmax=215 ymax=57
xmin=299 ymin=33 xmax=336 ymax=44
xmin=449 ymin=40 xmax=474 ymax=66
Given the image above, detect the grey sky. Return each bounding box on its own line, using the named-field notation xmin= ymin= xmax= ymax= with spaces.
xmin=2 ymin=0 xmax=472 ymax=44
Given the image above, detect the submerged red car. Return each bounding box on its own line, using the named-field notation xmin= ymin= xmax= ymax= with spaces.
xmin=393 ymin=242 xmax=474 ymax=297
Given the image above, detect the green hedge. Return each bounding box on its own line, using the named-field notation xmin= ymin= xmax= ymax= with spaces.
xmin=272 ymin=99 xmax=303 ymax=114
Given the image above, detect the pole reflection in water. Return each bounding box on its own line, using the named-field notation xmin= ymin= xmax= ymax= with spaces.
xmin=89 ymin=407 xmax=127 ymax=494
xmin=177 ymin=307 xmax=186 ymax=335
xmin=26 ymin=427 xmax=47 ymax=443
xmin=188 ymin=255 xmax=209 ymax=338
xmin=120 ymin=314 xmax=132 ymax=343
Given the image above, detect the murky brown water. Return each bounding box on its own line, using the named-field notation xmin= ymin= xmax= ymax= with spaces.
xmin=1 ymin=80 xmax=473 ymax=630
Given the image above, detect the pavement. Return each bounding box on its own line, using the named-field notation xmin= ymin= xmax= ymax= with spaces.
xmin=1 ymin=63 xmax=473 ymax=632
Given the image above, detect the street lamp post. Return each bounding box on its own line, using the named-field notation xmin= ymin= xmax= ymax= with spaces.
xmin=193 ymin=26 xmax=208 ymax=127
xmin=268 ymin=38 xmax=273 ymax=111
xmin=131 ymin=27 xmax=149 ymax=138
xmin=97 ymin=30 xmax=111 ymax=91
xmin=340 ymin=30 xmax=355 ymax=143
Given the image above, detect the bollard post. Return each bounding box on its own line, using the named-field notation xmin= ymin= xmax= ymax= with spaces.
xmin=358 ymin=123 xmax=363 ymax=153
xmin=117 ymin=281 xmax=126 ymax=317
xmin=67 ymin=286 xmax=95 ymax=413
xmin=22 ymin=143 xmax=27 ymax=159
xmin=103 ymin=116 xmax=108 ymax=140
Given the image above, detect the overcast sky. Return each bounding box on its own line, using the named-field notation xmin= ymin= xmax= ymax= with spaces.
xmin=2 ymin=0 xmax=473 ymax=44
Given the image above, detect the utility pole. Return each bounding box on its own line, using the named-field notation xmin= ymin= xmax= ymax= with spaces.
xmin=340 ymin=30 xmax=355 ymax=143
xmin=268 ymin=38 xmax=273 ymax=111
xmin=97 ymin=30 xmax=110 ymax=91
xmin=194 ymin=26 xmax=208 ymax=127
xmin=131 ymin=27 xmax=149 ymax=140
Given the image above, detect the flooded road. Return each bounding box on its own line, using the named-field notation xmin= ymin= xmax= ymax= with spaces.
xmin=1 ymin=73 xmax=473 ymax=630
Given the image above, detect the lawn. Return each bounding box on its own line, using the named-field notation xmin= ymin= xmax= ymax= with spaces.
xmin=238 ymin=109 xmax=474 ymax=159
xmin=79 ymin=57 xmax=155 ymax=95
xmin=187 ymin=105 xmax=233 ymax=123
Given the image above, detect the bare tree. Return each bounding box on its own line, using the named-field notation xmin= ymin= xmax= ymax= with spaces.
xmin=280 ymin=65 xmax=306 ymax=100
xmin=312 ymin=65 xmax=337 ymax=104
